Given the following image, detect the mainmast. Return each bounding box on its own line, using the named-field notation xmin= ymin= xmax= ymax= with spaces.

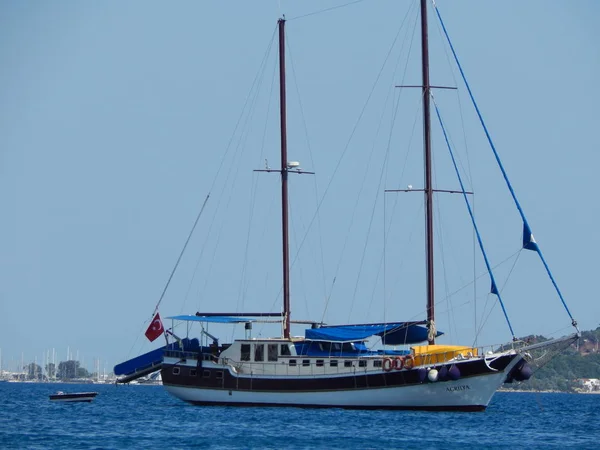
xmin=420 ymin=0 xmax=435 ymax=344
xmin=278 ymin=18 xmax=291 ymax=339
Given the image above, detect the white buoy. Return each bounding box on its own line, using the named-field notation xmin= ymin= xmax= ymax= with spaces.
xmin=427 ymin=369 xmax=439 ymax=382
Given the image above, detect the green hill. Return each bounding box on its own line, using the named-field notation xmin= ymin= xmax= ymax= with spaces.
xmin=503 ymin=327 xmax=600 ymax=392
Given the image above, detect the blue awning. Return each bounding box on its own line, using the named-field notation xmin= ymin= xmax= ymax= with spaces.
xmin=166 ymin=315 xmax=255 ymax=324
xmin=305 ymin=323 xmax=442 ymax=345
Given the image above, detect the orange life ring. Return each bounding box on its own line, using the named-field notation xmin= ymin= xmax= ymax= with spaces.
xmin=382 ymin=357 xmax=393 ymax=372
xmin=393 ymin=356 xmax=404 ymax=370
xmin=404 ymin=355 xmax=415 ymax=370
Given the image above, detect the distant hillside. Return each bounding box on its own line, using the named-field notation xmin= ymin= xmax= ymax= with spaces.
xmin=503 ymin=327 xmax=600 ymax=392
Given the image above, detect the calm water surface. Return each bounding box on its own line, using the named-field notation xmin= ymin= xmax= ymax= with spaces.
xmin=0 ymin=382 xmax=598 ymax=449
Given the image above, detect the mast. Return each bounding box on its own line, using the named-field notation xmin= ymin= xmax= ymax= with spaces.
xmin=278 ymin=18 xmax=291 ymax=339
xmin=420 ymin=0 xmax=435 ymax=344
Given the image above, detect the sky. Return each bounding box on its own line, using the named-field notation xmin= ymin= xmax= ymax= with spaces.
xmin=0 ymin=0 xmax=598 ymax=374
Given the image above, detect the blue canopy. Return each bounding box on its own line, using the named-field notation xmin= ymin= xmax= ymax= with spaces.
xmin=305 ymin=323 xmax=442 ymax=345
xmin=114 ymin=338 xmax=199 ymax=376
xmin=167 ymin=315 xmax=255 ymax=324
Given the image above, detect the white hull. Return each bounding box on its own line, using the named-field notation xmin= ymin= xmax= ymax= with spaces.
xmin=164 ymin=369 xmax=512 ymax=410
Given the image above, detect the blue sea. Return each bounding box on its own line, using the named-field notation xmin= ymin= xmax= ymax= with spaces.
xmin=0 ymin=382 xmax=598 ymax=449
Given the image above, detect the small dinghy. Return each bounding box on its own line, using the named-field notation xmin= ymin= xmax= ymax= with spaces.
xmin=49 ymin=391 xmax=98 ymax=402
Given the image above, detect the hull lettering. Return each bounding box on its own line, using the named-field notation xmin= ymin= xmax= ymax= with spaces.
xmin=446 ymin=385 xmax=471 ymax=392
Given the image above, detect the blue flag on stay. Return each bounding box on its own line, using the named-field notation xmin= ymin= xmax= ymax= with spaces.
xmin=522 ymin=222 xmax=539 ymax=252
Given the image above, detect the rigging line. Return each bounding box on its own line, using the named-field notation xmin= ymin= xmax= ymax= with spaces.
xmin=333 ymin=3 xmax=420 ymax=323
xmin=441 ymin=247 xmax=521 ymax=303
xmin=240 ymin=50 xmax=279 ymax=312
xmin=288 ymin=195 xmax=312 ymax=321
xmin=268 ymin=1 xmax=412 ymax=323
xmin=238 ymin=44 xmax=280 ymax=314
xmin=436 ymin=109 xmax=472 ymax=195
xmin=433 ymin=98 xmax=516 ymax=339
xmin=375 ymin=6 xmax=420 ymax=324
xmin=123 ymin=316 xmax=163 ymax=365
xmin=473 ymin=296 xmax=498 ymax=347
xmin=473 ymin=250 xmax=522 ymax=344
xmin=473 ymin=194 xmax=477 ymax=345
xmin=544 ymin=325 xmax=578 ymax=340
xmin=428 ymin=104 xmax=455 ymax=338
xmin=383 ymin=192 xmax=387 ymax=323
xmin=433 ymin=171 xmax=458 ymax=342
xmin=269 ymin=2 xmax=415 ymax=325
xmin=346 ymin=105 xmax=394 ymax=323
xmin=429 ymin=108 xmax=473 ymax=326
xmin=260 ymin=188 xmax=287 ymax=318
xmin=159 ymin=26 xmax=278 ymax=315
xmin=152 ymin=193 xmax=211 ymax=315
xmin=380 ymin=8 xmax=422 ymax=249
xmin=292 ymin=0 xmax=412 ymax=264
xmin=197 ymin=30 xmax=277 ymax=307
xmin=287 ymin=0 xmax=369 ymax=21
xmin=384 ymin=94 xmax=422 ymax=229
xmin=442 ymin=39 xmax=478 ymax=331
xmin=378 ymin=96 xmax=422 ymax=315
xmin=431 ymin=7 xmax=474 ymax=189
xmin=379 ymin=96 xmax=424 ymax=321
xmin=286 ymin=35 xmax=328 ymax=304
xmin=179 ymin=200 xmax=216 ymax=315
xmin=328 ymin=51 xmax=401 ymax=323
xmin=344 ymin=40 xmax=408 ymax=321
xmin=500 ymin=248 xmax=522 ymax=292
xmin=209 ymin=25 xmax=278 ymax=196
xmin=350 ymin=9 xmax=419 ymax=322
xmin=383 ymin=3 xmax=420 ymax=191
xmin=433 ymin=2 xmax=577 ymax=328
xmin=383 ymin=200 xmax=424 ymax=309
xmin=184 ymin=26 xmax=277 ymax=311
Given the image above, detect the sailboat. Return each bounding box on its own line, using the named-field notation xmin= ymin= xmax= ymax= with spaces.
xmin=115 ymin=1 xmax=579 ymax=411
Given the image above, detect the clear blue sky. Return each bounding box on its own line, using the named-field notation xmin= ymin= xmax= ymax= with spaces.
xmin=1 ymin=0 xmax=598 ymax=373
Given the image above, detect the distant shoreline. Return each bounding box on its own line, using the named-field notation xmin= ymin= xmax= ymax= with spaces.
xmin=499 ymin=388 xmax=600 ymax=395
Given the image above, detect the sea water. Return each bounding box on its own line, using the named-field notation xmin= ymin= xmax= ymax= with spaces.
xmin=0 ymin=382 xmax=598 ymax=449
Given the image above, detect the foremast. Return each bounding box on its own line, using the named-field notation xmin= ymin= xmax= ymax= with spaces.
xmin=420 ymin=0 xmax=435 ymax=344
xmin=278 ymin=18 xmax=291 ymax=339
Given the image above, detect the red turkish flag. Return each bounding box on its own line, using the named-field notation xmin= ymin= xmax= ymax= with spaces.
xmin=145 ymin=312 xmax=164 ymax=342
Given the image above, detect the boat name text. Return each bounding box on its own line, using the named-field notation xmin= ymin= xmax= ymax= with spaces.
xmin=446 ymin=385 xmax=470 ymax=392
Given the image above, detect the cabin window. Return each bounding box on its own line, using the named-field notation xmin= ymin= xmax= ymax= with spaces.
xmin=289 ymin=359 xmax=297 ymax=366
xmin=358 ymin=360 xmax=367 ymax=368
xmin=330 ymin=360 xmax=338 ymax=367
xmin=280 ymin=344 xmax=291 ymax=356
xmin=302 ymin=359 xmax=310 ymax=367
xmin=316 ymin=360 xmax=324 ymax=367
xmin=172 ymin=367 xmax=180 ymax=375
xmin=190 ymin=369 xmax=197 ymax=376
xmin=319 ymin=342 xmax=334 ymax=352
xmin=254 ymin=344 xmax=265 ymax=362
xmin=215 ymin=371 xmax=223 ymax=379
xmin=344 ymin=361 xmax=353 ymax=368
xmin=268 ymin=344 xmax=278 ymax=362
xmin=373 ymin=360 xmax=382 ymax=368
xmin=241 ymin=344 xmax=251 ymax=361
xmin=203 ymin=370 xmax=210 ymax=378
